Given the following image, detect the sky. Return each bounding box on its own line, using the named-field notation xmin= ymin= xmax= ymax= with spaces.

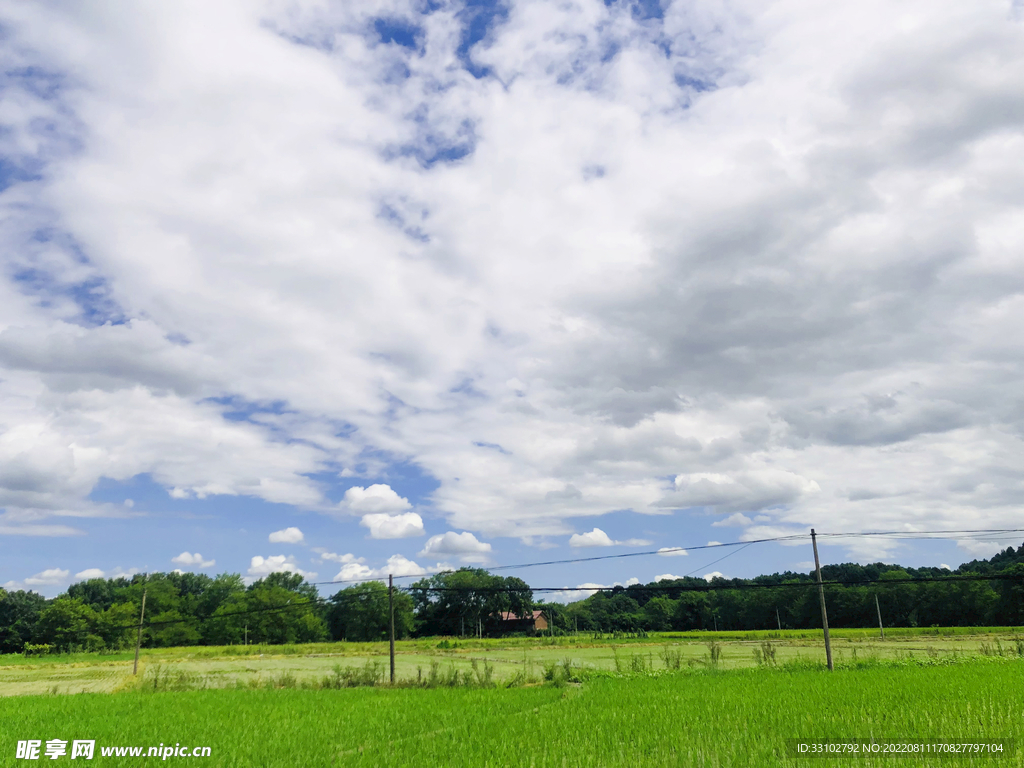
xmin=1 ymin=0 xmax=1023 ymax=598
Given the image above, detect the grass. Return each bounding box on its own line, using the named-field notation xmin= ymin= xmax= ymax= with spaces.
xmin=1 ymin=658 xmax=1020 ymax=766
xmin=4 ymin=627 xmax=1024 ymax=696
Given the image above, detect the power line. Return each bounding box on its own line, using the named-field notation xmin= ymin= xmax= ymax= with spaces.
xmin=307 ymin=527 xmax=1024 ymax=588
xmin=402 ymin=571 xmax=1024 ymax=594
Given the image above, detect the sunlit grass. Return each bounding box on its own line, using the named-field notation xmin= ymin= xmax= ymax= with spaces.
xmin=2 ymin=659 xmax=1020 ymax=767
xmin=3 ymin=627 xmax=1024 ymax=697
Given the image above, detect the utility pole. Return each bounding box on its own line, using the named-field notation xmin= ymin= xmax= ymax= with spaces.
xmin=132 ymin=588 xmax=147 ymax=676
xmin=811 ymin=529 xmax=834 ymax=671
xmin=776 ymin=607 xmax=782 ymax=631
xmin=875 ymin=593 xmax=884 ymax=640
xmin=244 ymin=624 xmax=248 ymax=646
xmin=388 ymin=574 xmax=395 ymax=684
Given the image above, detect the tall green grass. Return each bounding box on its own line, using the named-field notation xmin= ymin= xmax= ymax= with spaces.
xmin=2 ymin=658 xmax=1020 ymax=767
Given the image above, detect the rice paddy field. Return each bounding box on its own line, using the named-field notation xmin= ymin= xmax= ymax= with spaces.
xmin=1 ymin=626 xmax=1021 ymax=695
xmin=2 ymin=659 xmax=1022 ymax=766
xmin=2 ymin=629 xmax=1022 ymax=766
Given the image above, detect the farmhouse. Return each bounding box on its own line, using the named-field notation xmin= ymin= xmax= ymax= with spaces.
xmin=496 ymin=610 xmax=549 ymax=633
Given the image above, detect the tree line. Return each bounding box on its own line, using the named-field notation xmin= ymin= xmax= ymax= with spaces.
xmin=1 ymin=545 xmax=1022 ymax=653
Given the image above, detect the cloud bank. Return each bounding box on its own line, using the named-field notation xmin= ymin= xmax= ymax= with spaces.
xmin=0 ymin=0 xmax=1021 ymax=569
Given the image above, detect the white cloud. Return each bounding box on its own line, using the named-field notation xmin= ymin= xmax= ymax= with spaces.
xmin=956 ymin=540 xmax=1009 ymax=558
xmin=940 ymin=563 xmax=951 ymax=570
xmin=171 ymin=552 xmax=216 ymax=569
xmin=319 ymin=552 xmax=364 ymax=564
xmin=332 ymin=553 xmax=432 ymax=582
xmin=419 ymin=531 xmax=492 ymax=563
xmin=5 ymin=569 xmax=73 ymax=593
xmin=569 ymin=528 xmax=615 ymax=548
xmin=655 ymin=573 xmax=685 ymax=582
xmin=360 ymin=512 xmax=424 ymax=539
xmin=550 ymin=577 xmax=640 ymax=603
xmin=74 ymin=568 xmax=106 ymax=580
xmin=247 ymin=555 xmax=316 ymax=581
xmin=20 ymin=568 xmax=70 ymax=586
xmin=568 ymin=528 xmax=651 ymax=548
xmin=268 ymin=527 xmax=304 ymax=544
xmin=341 ymin=485 xmax=412 ymax=514
xmin=703 ymin=572 xmax=726 ymax=582
xmin=656 ymin=547 xmax=688 ymax=557
xmin=0 ymin=0 xmax=1022 ymax=582
xmin=707 ymin=541 xmax=723 ymax=547
xmin=382 ymin=554 xmax=429 ymax=578
xmin=712 ymin=513 xmax=754 ymax=528
xmin=655 ymin=472 xmax=820 ymax=516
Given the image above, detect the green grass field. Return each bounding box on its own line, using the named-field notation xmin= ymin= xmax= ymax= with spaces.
xmin=2 ymin=658 xmax=1021 ymax=767
xmin=2 ymin=627 xmax=1022 ymax=696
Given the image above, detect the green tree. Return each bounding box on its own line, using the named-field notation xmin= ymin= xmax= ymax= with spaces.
xmin=34 ymin=598 xmax=98 ymax=651
xmin=409 ymin=569 xmax=533 ymax=637
xmin=95 ymin=602 xmax=140 ymax=649
xmin=641 ymin=595 xmax=676 ymax=631
xmin=0 ymin=590 xmax=46 ymax=653
xmin=148 ymin=609 xmax=201 ymax=647
xmin=992 ymin=563 xmax=1024 ymax=626
xmin=328 ymin=581 xmax=414 ymax=641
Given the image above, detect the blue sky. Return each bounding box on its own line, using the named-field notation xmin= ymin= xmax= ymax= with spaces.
xmin=1 ymin=0 xmax=1023 ymax=597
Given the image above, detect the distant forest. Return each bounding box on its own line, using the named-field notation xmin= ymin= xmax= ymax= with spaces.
xmin=2 ymin=543 xmax=1022 ymax=653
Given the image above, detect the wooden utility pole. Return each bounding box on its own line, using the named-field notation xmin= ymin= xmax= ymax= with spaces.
xmin=875 ymin=593 xmax=884 ymax=640
xmin=811 ymin=529 xmax=834 ymax=671
xmin=776 ymin=607 xmax=782 ymax=631
xmin=388 ymin=574 xmax=395 ymax=684
xmin=132 ymin=588 xmax=147 ymax=675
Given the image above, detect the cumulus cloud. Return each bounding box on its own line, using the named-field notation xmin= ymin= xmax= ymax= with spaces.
xmin=419 ymin=531 xmax=492 ymax=563
xmin=1 ymin=0 xmax=1023 ymax=585
xmin=569 ymin=528 xmax=615 ymax=548
xmin=655 ymin=573 xmax=685 ymax=582
xmin=318 ymin=552 xmax=364 ymax=564
xmin=568 ymin=528 xmax=652 ymax=548
xmin=360 ymin=512 xmax=424 ymax=539
xmin=5 ymin=568 xmax=72 ymax=591
xmin=654 ymin=472 xmax=819 ymax=516
xmin=331 ymin=553 xmax=432 ymax=581
xmin=341 ymin=485 xmax=412 ymax=514
xmin=268 ymin=527 xmax=304 ymax=544
xmin=956 ymin=539 xmax=1009 ymax=558
xmin=25 ymin=568 xmax=70 ymax=586
xmin=70 ymin=566 xmax=138 ymax=583
xmin=171 ymin=552 xmax=216 ymax=569
xmin=703 ymin=572 xmax=726 ymax=582
xmin=247 ymin=555 xmax=316 ymax=581
xmin=712 ymin=513 xmax=754 ymax=528
xmin=549 ymin=577 xmax=641 ymax=602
